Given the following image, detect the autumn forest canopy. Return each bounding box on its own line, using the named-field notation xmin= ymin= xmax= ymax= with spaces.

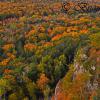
xmin=0 ymin=0 xmax=100 ymax=100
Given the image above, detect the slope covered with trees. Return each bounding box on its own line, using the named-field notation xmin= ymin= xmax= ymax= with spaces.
xmin=0 ymin=0 xmax=100 ymax=100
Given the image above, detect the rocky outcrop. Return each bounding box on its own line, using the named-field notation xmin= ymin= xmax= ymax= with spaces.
xmin=53 ymin=47 xmax=99 ymax=100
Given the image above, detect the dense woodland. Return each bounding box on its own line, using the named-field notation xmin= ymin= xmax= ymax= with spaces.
xmin=0 ymin=0 xmax=100 ymax=100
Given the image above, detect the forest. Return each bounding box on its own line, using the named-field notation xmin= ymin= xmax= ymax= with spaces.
xmin=0 ymin=0 xmax=100 ymax=100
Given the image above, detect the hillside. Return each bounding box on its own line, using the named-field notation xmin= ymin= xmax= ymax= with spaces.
xmin=0 ymin=1 xmax=100 ymax=100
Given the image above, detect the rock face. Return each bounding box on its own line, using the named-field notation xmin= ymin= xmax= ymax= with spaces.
xmin=53 ymin=47 xmax=99 ymax=100
xmin=54 ymin=80 xmax=62 ymax=100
